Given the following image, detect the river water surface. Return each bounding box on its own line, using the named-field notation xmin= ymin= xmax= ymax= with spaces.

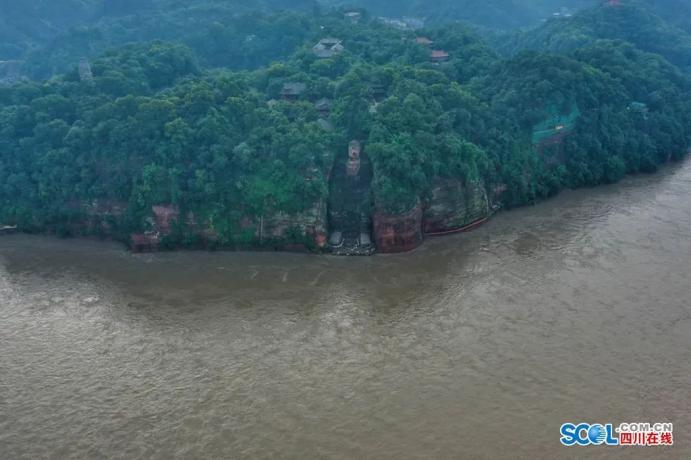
xmin=1 ymin=162 xmax=691 ymax=459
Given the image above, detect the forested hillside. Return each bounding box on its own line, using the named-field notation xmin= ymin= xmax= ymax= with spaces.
xmin=0 ymin=1 xmax=689 ymax=253
xmin=0 ymin=0 xmax=321 ymax=77
xmin=503 ymin=1 xmax=691 ymax=70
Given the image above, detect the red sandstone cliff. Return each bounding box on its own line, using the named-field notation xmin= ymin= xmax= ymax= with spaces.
xmin=373 ymin=203 xmax=423 ymax=253
xmin=423 ymin=179 xmax=489 ymax=235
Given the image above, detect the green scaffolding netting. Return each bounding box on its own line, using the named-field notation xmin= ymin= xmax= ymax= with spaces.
xmin=532 ymin=105 xmax=581 ymax=144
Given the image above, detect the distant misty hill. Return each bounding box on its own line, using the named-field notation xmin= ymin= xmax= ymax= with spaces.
xmin=0 ymin=0 xmax=597 ymax=62
xmin=638 ymin=0 xmax=691 ymax=33
xmin=0 ymin=0 xmax=315 ymax=60
xmin=2 ymin=0 xmax=690 ymax=79
xmin=502 ymin=1 xmax=691 ymax=70
xmin=2 ymin=0 xmax=323 ymax=79
xmin=320 ymin=0 xmax=598 ymax=29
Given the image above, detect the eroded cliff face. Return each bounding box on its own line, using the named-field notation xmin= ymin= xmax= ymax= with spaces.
xmin=21 ymin=176 xmax=490 ymax=255
xmin=130 ymin=201 xmax=329 ymax=252
xmin=44 ymin=199 xmax=127 ymax=238
xmin=21 ymin=155 xmax=490 ymax=255
xmin=373 ymin=204 xmax=424 ymax=253
xmin=244 ymin=201 xmax=329 ymax=251
xmin=372 ymin=178 xmax=490 ymax=254
xmin=423 ymin=179 xmax=489 ymax=235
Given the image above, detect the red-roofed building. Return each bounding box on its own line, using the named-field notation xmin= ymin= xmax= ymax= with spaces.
xmin=430 ymin=50 xmax=450 ymax=63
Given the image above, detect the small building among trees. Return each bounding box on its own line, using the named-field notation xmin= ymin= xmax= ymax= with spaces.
xmin=281 ymin=82 xmax=306 ymax=100
xmin=313 ymin=38 xmax=344 ymax=59
xmin=344 ymin=11 xmax=362 ymax=23
xmin=430 ymin=50 xmax=450 ymax=63
xmin=315 ymin=98 xmax=332 ymax=117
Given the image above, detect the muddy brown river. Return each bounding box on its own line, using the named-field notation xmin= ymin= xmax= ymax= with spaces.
xmin=1 ymin=162 xmax=690 ymax=459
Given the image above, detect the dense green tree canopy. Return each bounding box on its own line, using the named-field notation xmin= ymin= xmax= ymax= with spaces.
xmin=0 ymin=1 xmax=689 ymax=248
